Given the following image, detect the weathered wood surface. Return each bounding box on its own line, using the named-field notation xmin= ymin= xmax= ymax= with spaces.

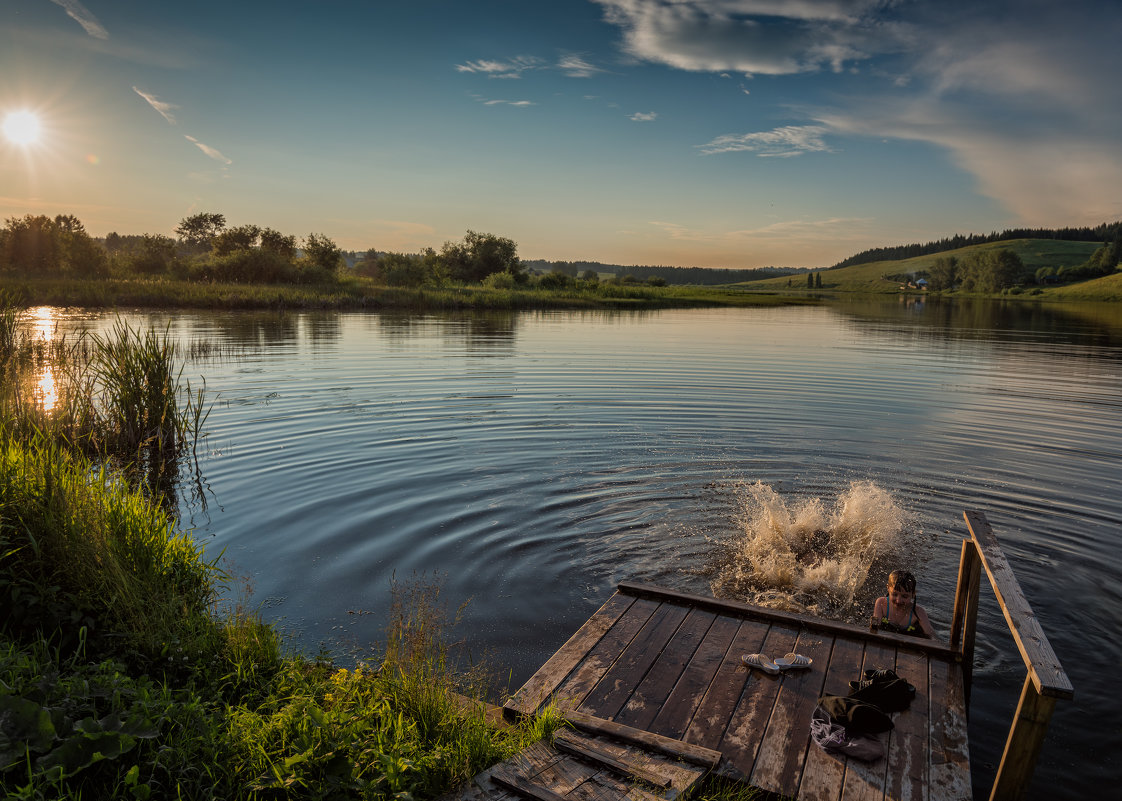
xmin=444 ymin=724 xmax=708 ymax=801
xmin=505 ymin=583 xmax=973 ymax=801
xmin=963 ymin=511 xmax=1073 ymax=699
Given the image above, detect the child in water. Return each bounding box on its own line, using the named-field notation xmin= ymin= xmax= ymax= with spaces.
xmin=873 ymin=570 xmax=935 ymax=638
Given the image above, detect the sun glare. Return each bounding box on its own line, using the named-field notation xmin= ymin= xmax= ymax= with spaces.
xmin=3 ymin=111 xmax=42 ymax=145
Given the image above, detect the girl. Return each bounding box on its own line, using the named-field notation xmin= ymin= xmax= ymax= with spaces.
xmin=873 ymin=570 xmax=934 ymax=638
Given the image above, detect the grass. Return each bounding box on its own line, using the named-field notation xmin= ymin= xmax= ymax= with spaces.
xmin=739 ymin=239 xmax=1103 ymax=296
xmin=0 ymin=273 xmax=815 ymax=311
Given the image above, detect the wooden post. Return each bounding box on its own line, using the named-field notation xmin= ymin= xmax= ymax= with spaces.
xmin=949 ymin=537 xmax=982 ymax=710
xmin=989 ymin=674 xmax=1058 ymax=801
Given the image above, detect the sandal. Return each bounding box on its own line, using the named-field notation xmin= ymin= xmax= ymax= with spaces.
xmin=741 ymin=653 xmax=780 ymax=675
xmin=774 ymin=653 xmax=813 ymax=670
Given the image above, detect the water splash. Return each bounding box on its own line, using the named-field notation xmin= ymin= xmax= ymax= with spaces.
xmin=709 ymin=481 xmax=912 ymax=621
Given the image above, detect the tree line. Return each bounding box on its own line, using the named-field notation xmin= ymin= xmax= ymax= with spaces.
xmin=522 ymin=259 xmax=799 ymax=285
xmin=832 ymin=222 xmax=1122 ymax=270
xmin=0 ymin=213 xmax=527 ymax=287
xmin=903 ymin=241 xmax=1121 ymax=293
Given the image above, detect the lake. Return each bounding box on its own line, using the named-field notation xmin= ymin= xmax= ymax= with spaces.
xmin=34 ymin=297 xmax=1119 ymax=798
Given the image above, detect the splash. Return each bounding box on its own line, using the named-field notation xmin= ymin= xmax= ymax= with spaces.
xmin=709 ymin=481 xmax=911 ymax=621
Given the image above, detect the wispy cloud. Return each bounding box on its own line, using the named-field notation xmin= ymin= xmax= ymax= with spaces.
xmin=698 ymin=125 xmax=832 ymax=157
xmin=591 ymin=0 xmax=899 ymax=76
xmin=132 ymin=87 xmax=177 ymax=125
xmin=476 ymin=96 xmax=536 ymax=107
xmin=456 ymin=56 xmax=542 ymax=79
xmin=47 ymin=0 xmax=108 ymax=39
xmin=630 ymin=111 xmax=658 ymax=122
xmin=558 ymin=54 xmax=604 ymax=78
xmin=184 ymin=135 xmax=232 ymax=165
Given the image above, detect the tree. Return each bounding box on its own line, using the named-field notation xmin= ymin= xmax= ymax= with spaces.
xmin=440 ymin=230 xmax=522 ymax=283
xmin=928 ymin=256 xmax=958 ymax=291
xmin=213 ymin=224 xmax=261 ymax=256
xmin=302 ymin=233 xmax=343 ymax=275
xmin=806 ymin=272 xmax=814 ymax=289
xmin=814 ymin=273 xmax=822 ymax=288
xmin=260 ymin=228 xmax=297 ymax=259
xmin=1 ymin=215 xmax=60 ymax=273
xmin=175 ymin=212 xmax=226 ymax=249
xmin=580 ymin=269 xmax=599 ymax=283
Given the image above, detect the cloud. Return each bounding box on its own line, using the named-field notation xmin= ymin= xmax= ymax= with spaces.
xmin=456 ymin=56 xmax=542 ymax=79
xmin=630 ymin=111 xmax=658 ymax=121
xmin=650 ymin=215 xmax=871 ymax=243
xmin=47 ymin=0 xmax=108 ymax=39
xmin=698 ymin=125 xmax=833 ymax=156
xmin=132 ymin=87 xmax=177 ymax=125
xmin=558 ymin=54 xmax=604 ymax=78
xmin=184 ymin=135 xmax=232 ymax=165
xmin=477 ymin=97 xmax=536 ymax=107
xmin=590 ymin=0 xmax=900 ymax=76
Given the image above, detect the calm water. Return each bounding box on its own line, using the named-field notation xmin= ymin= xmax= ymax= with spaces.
xmin=38 ymin=298 xmax=1119 ymax=798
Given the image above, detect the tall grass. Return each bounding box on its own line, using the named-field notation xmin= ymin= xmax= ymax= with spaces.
xmin=0 ymin=296 xmax=209 ymax=504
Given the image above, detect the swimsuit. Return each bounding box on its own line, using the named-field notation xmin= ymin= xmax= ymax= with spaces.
xmin=879 ymin=603 xmax=927 ymax=637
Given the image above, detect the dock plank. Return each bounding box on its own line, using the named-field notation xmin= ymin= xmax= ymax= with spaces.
xmin=681 ymin=618 xmax=770 ymax=750
xmin=550 ymin=597 xmax=661 ymax=713
xmin=506 ymin=593 xmax=637 ymax=717
xmin=884 ymin=648 xmax=930 ymax=801
xmin=749 ymin=629 xmax=832 ymax=796
xmin=616 ymin=608 xmax=717 ymax=731
xmin=927 ymin=656 xmax=971 ymax=801
xmin=579 ymin=602 xmax=691 ymax=720
xmin=715 ymin=625 xmax=800 ymax=781
xmin=648 ymin=614 xmax=742 ymax=741
xmin=839 ymin=641 xmax=896 ymax=801
xmin=797 ymin=635 xmax=867 ymax=801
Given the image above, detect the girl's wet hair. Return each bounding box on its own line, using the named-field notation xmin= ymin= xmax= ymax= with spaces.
xmin=888 ymin=570 xmax=917 ymax=592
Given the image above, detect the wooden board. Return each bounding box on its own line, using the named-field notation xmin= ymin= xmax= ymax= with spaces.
xmin=506 ymin=593 xmax=638 ymax=718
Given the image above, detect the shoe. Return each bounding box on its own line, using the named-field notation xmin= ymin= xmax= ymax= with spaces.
xmin=774 ymin=652 xmax=812 ymax=670
xmin=741 ymin=653 xmax=780 ymax=675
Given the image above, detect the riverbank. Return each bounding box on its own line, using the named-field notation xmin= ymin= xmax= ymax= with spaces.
xmin=0 ymin=274 xmax=815 ymax=312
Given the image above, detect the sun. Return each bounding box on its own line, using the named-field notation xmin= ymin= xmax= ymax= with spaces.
xmin=3 ymin=111 xmax=42 ymax=145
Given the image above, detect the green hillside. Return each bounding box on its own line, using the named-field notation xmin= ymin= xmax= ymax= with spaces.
xmin=742 ymin=239 xmax=1101 ymax=293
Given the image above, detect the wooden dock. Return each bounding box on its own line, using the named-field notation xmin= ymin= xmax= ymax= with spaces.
xmin=455 ymin=511 xmax=1070 ymax=801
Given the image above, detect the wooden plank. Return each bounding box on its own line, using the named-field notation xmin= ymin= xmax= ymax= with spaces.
xmin=648 ymin=614 xmax=742 ymax=741
xmin=963 ymin=511 xmax=1074 ymax=699
xmin=838 ymin=641 xmax=896 ymax=801
xmin=553 ymin=730 xmax=671 ymax=789
xmin=491 ymin=770 xmax=570 ymax=801
xmin=927 ymin=656 xmax=971 ymax=801
xmin=549 ymin=597 xmax=661 ymax=713
xmin=748 ymin=629 xmax=833 ymax=796
xmin=563 ymin=709 xmax=723 ymax=770
xmin=715 ymin=624 xmax=800 ymax=781
xmin=506 ymin=592 xmax=638 ymax=717
xmin=618 ymin=582 xmax=958 ymax=659
xmin=948 ymin=539 xmax=982 ymax=710
xmin=616 ymin=608 xmax=717 ymax=731
xmin=579 ymin=603 xmax=691 ymax=720
xmin=681 ymin=618 xmax=769 ymax=750
xmin=552 ymin=727 xmax=706 ymax=796
xmin=988 ymin=675 xmax=1058 ymax=801
xmin=883 ymin=648 xmax=930 ymax=801
xmin=797 ymin=635 xmax=867 ymax=801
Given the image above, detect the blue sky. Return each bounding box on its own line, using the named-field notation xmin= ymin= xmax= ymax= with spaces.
xmin=2 ymin=0 xmax=1120 ymax=268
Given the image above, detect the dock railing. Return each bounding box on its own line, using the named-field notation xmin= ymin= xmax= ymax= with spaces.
xmin=948 ymin=510 xmax=1074 ymax=801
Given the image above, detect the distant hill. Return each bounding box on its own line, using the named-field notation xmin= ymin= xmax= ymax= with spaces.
xmin=522 ymin=259 xmax=802 ymax=285
xmin=830 ymin=222 xmax=1122 ymax=269
xmin=745 ymin=239 xmax=1102 ymax=293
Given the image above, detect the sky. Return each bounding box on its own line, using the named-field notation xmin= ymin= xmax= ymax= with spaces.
xmin=1 ymin=0 xmax=1120 ymax=269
